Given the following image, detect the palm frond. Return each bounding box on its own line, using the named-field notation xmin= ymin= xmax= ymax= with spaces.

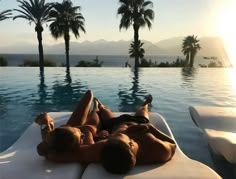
xmin=14 ymin=0 xmax=53 ymax=25
xmin=0 ymin=9 xmax=12 ymax=21
xmin=118 ymin=0 xmax=154 ymax=31
xmin=48 ymin=0 xmax=85 ymax=39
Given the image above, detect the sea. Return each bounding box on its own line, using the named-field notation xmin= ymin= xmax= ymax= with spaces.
xmin=0 ymin=54 xmax=230 ymax=67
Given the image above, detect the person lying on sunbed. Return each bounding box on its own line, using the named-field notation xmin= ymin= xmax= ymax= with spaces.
xmin=44 ymin=95 xmax=176 ymax=174
xmin=34 ymin=90 xmax=108 ymax=156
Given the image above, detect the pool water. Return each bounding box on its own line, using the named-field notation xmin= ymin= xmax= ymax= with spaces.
xmin=1 ymin=67 xmax=236 ymax=175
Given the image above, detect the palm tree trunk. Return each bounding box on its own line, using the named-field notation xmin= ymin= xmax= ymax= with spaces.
xmin=190 ymin=51 xmax=196 ymax=67
xmin=64 ymin=33 xmax=70 ymax=72
xmin=36 ymin=27 xmax=44 ymax=72
xmin=133 ymin=24 xmax=139 ymax=67
xmin=185 ymin=53 xmax=189 ymax=67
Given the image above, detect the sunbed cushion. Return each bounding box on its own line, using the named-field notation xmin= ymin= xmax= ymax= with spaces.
xmin=189 ymin=106 xmax=236 ymax=164
xmin=205 ymin=129 xmax=236 ymax=163
xmin=0 ymin=112 xmax=83 ymax=179
xmin=0 ymin=112 xmax=221 ymax=179
xmin=82 ymin=113 xmax=221 ymax=179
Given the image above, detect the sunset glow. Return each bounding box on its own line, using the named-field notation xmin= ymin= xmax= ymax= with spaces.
xmin=217 ymin=1 xmax=236 ymax=67
xmin=228 ymin=69 xmax=236 ymax=96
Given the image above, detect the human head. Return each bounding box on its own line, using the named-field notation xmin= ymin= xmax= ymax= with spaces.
xmin=101 ymin=133 xmax=138 ymax=174
xmin=48 ymin=126 xmax=83 ymax=153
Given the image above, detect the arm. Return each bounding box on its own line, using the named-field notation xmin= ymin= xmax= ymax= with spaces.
xmin=46 ymin=140 xmax=107 ymax=163
xmin=147 ymin=123 xmax=176 ymax=144
xmin=34 ymin=113 xmax=54 ymax=142
xmin=126 ymin=123 xmax=175 ymax=145
xmin=148 ymin=123 xmax=176 ymax=161
xmin=80 ymin=128 xmax=95 ymax=145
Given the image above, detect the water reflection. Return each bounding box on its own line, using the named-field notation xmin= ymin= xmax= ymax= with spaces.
xmin=118 ymin=67 xmax=148 ymax=111
xmin=35 ymin=71 xmax=88 ymax=112
xmin=51 ymin=71 xmax=87 ymax=111
xmin=65 ymin=71 xmax=72 ymax=84
xmin=181 ymin=67 xmax=197 ymax=88
xmin=38 ymin=71 xmax=47 ymax=104
xmin=227 ymin=68 xmax=236 ymax=95
xmin=32 ymin=71 xmax=48 ymax=113
xmin=0 ymin=95 xmax=7 ymax=118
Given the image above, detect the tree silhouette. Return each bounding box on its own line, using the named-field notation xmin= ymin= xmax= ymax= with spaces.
xmin=13 ymin=0 xmax=53 ymax=73
xmin=118 ymin=68 xmax=148 ymax=111
xmin=51 ymin=71 xmax=87 ymax=111
xmin=0 ymin=9 xmax=12 ymax=21
xmin=117 ymin=0 xmax=154 ymax=67
xmin=48 ymin=0 xmax=85 ymax=72
xmin=129 ymin=40 xmax=145 ymax=60
xmin=182 ymin=35 xmax=201 ymax=67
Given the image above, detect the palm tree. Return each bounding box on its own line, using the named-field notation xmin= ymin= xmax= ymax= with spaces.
xmin=0 ymin=9 xmax=12 ymax=21
xmin=118 ymin=0 xmax=154 ymax=67
xmin=48 ymin=0 xmax=85 ymax=72
xmin=13 ymin=0 xmax=53 ymax=72
xmin=129 ymin=40 xmax=145 ymax=59
xmin=182 ymin=35 xmax=201 ymax=67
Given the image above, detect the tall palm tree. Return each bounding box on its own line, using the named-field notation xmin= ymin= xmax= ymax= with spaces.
xmin=48 ymin=0 xmax=85 ymax=72
xmin=13 ymin=0 xmax=53 ymax=72
xmin=182 ymin=35 xmax=201 ymax=67
xmin=0 ymin=9 xmax=12 ymax=21
xmin=129 ymin=40 xmax=145 ymax=59
xmin=118 ymin=0 xmax=154 ymax=67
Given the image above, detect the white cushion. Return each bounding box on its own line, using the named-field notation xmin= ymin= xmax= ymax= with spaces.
xmin=205 ymin=129 xmax=236 ymax=163
xmin=189 ymin=106 xmax=236 ymax=164
xmin=0 ymin=112 xmax=83 ymax=179
xmin=0 ymin=112 xmax=221 ymax=179
xmin=82 ymin=113 xmax=221 ymax=179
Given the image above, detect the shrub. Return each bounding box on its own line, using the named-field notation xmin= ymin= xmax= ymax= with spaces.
xmin=44 ymin=59 xmax=56 ymax=67
xmin=139 ymin=57 xmax=186 ymax=67
xmin=208 ymin=61 xmax=223 ymax=68
xmin=76 ymin=57 xmax=103 ymax=67
xmin=18 ymin=59 xmax=56 ymax=67
xmin=0 ymin=57 xmax=8 ymax=66
xmin=139 ymin=58 xmax=150 ymax=67
xmin=19 ymin=59 xmax=38 ymax=66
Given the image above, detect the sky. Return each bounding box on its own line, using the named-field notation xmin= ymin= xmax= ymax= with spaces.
xmin=0 ymin=0 xmax=235 ymax=62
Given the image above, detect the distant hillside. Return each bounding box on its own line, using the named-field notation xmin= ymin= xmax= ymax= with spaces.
xmin=0 ymin=36 xmax=229 ymax=62
xmin=45 ymin=40 xmax=131 ymax=55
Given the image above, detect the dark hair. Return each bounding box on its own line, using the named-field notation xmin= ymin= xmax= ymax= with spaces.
xmin=49 ymin=127 xmax=77 ymax=153
xmin=101 ymin=138 xmax=136 ymax=174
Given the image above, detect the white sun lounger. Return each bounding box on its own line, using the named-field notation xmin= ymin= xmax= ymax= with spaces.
xmin=0 ymin=112 xmax=221 ymax=179
xmin=189 ymin=106 xmax=236 ymax=164
xmin=0 ymin=112 xmax=83 ymax=179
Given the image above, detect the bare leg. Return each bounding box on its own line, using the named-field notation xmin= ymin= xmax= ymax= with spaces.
xmin=134 ymin=95 xmax=153 ymax=119
xmin=67 ymin=90 xmax=93 ymax=126
xmin=95 ymin=98 xmax=116 ymax=122
xmin=84 ymin=98 xmax=101 ymax=132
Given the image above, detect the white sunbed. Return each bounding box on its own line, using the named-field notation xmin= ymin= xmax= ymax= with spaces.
xmin=189 ymin=106 xmax=236 ymax=164
xmin=0 ymin=112 xmax=221 ymax=179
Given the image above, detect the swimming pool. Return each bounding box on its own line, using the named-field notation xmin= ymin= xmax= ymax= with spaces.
xmin=1 ymin=67 xmax=236 ymax=173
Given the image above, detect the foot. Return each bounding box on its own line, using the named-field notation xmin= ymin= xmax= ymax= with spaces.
xmin=93 ymin=98 xmax=99 ymax=112
xmin=94 ymin=97 xmax=104 ymax=110
xmin=143 ymin=94 xmax=153 ymax=106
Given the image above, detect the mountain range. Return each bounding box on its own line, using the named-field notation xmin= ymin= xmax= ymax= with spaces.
xmin=0 ymin=36 xmax=228 ymax=60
